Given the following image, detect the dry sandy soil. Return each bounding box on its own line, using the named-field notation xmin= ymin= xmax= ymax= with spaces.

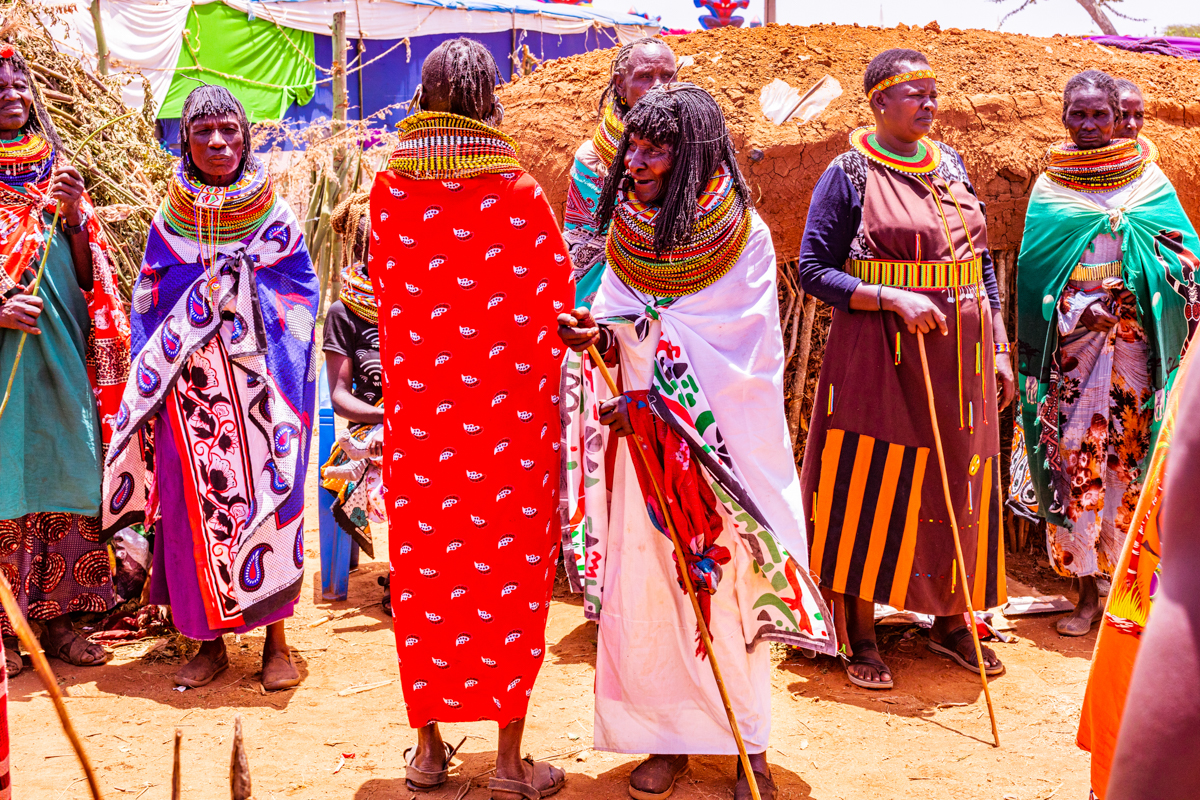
xmin=9 ymin=442 xmax=1093 ymax=800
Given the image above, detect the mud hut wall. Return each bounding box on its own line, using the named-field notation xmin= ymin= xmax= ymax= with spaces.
xmin=499 ymin=25 xmax=1200 ymax=528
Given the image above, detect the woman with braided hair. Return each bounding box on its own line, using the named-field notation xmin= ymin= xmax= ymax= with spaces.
xmin=558 ymin=84 xmax=834 ymax=800
xmin=371 ymin=37 xmax=574 ymax=799
xmin=563 ymin=36 xmax=675 ymax=305
xmin=798 ymin=48 xmax=1014 ymax=689
xmin=103 ymin=85 xmax=318 ymax=691
xmin=319 ymin=190 xmax=389 ymax=610
xmin=0 ymin=44 xmax=130 ymax=678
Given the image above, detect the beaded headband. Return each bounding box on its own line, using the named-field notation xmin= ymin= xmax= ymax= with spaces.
xmin=867 ymin=69 xmax=936 ymax=101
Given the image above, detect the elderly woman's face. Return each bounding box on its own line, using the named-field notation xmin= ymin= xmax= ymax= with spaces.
xmin=0 ymin=63 xmax=33 ymax=134
xmin=1064 ymin=87 xmax=1115 ymax=150
xmin=624 ymin=133 xmax=673 ymax=205
xmin=1116 ymin=89 xmax=1144 ymax=140
xmin=615 ymin=45 xmax=676 ymax=110
xmin=871 ymin=65 xmax=937 ymax=144
xmin=188 ymin=113 xmax=244 ymax=186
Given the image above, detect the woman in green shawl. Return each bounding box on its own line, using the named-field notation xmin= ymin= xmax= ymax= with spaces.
xmin=1015 ymin=69 xmax=1199 ymax=636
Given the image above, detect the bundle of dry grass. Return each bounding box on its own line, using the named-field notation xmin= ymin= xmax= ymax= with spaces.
xmin=3 ymin=1 xmax=172 ymax=296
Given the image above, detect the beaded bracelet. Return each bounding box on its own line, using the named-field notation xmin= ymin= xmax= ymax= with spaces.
xmin=994 ymin=342 xmax=1015 ymax=354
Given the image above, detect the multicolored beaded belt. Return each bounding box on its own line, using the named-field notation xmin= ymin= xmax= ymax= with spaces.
xmin=848 ymin=256 xmax=982 ymax=289
xmin=1070 ymin=260 xmax=1122 ymax=281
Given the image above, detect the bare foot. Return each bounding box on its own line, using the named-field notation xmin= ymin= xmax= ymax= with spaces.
xmin=175 ymin=637 xmax=229 ymax=687
xmin=629 ymin=754 xmax=689 ymax=800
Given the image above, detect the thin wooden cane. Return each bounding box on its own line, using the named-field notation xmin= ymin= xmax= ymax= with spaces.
xmin=0 ymin=573 xmax=104 ymax=799
xmin=916 ymin=332 xmax=1001 ymax=748
xmin=586 ymin=344 xmax=763 ymax=800
xmin=0 ymin=110 xmax=140 ymax=426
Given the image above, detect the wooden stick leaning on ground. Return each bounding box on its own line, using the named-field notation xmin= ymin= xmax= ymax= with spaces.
xmin=0 ymin=110 xmax=139 ymax=426
xmin=916 ymin=332 xmax=1001 ymax=748
xmin=585 ymin=344 xmax=763 ymax=800
xmin=0 ymin=573 xmax=104 ymax=799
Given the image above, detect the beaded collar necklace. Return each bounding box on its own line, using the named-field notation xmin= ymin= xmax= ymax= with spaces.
xmin=387 ymin=112 xmax=520 ymax=180
xmin=162 ymin=158 xmax=277 ymax=283
xmin=850 ymin=126 xmax=941 ymax=175
xmin=339 ymin=261 xmax=377 ymax=324
xmin=0 ymin=133 xmax=53 ymax=192
xmin=606 ymin=163 xmax=752 ymax=298
xmin=1044 ymin=137 xmax=1149 ymax=193
xmin=591 ymin=102 xmax=624 ymax=172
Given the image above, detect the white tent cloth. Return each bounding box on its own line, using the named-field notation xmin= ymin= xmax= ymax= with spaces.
xmin=37 ymin=0 xmax=658 ymax=113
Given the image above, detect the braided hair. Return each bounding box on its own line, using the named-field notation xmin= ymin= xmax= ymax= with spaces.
xmin=422 ymin=37 xmax=500 ymax=122
xmin=597 ymin=37 xmax=673 ymax=119
xmin=330 ymin=190 xmax=371 ymax=273
xmin=0 ymin=48 xmax=65 ymax=154
xmin=180 ymin=85 xmax=254 ymax=183
xmin=863 ymin=48 xmax=929 ymax=97
xmin=595 ymin=83 xmax=752 ymax=256
xmin=1062 ymin=69 xmax=1120 ymax=120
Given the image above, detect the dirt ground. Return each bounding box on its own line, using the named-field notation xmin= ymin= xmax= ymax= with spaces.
xmin=9 ymin=439 xmax=1093 ymax=800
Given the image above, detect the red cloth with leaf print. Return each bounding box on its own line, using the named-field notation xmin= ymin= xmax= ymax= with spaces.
xmin=371 ymin=166 xmax=574 ymax=727
xmin=624 ymin=390 xmax=730 ymax=658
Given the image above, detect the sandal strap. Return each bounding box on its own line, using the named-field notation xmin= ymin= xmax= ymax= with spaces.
xmin=936 ymin=626 xmax=974 ymax=652
xmin=488 ymin=776 xmax=541 ymax=799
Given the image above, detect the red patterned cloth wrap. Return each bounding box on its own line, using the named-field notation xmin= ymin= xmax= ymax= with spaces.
xmin=624 ymin=390 xmax=731 ymax=657
xmin=0 ymin=138 xmax=132 ymax=455
xmin=371 ymin=111 xmax=575 ymax=727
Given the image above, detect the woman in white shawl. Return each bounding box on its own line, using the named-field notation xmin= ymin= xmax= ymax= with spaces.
xmin=558 ymin=84 xmax=834 ymax=800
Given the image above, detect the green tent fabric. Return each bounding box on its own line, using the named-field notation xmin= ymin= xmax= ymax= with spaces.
xmin=1016 ymin=162 xmax=1200 ymax=530
xmin=159 ymin=3 xmax=315 ymax=122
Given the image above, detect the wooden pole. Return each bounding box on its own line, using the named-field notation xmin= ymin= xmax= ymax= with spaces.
xmin=0 ymin=574 xmax=104 ymax=799
xmin=331 ymin=11 xmax=347 ymax=150
xmin=89 ymin=0 xmax=110 ymax=76
xmin=171 ymin=729 xmax=182 ymax=800
xmin=916 ymin=333 xmax=1001 ymax=748
xmin=586 ymin=345 xmax=763 ymax=800
xmin=788 ymin=294 xmax=817 ymax=446
xmin=765 ymin=0 xmax=777 ymax=24
xmin=231 ymin=715 xmax=252 ymax=800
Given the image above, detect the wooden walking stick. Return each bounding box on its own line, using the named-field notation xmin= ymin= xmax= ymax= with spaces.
xmin=0 ymin=573 xmax=104 ymax=799
xmin=916 ymin=332 xmax=1001 ymax=748
xmin=585 ymin=344 xmax=764 ymax=800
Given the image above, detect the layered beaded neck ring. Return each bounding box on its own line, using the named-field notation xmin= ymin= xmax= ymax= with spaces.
xmin=1044 ymin=137 xmax=1148 ymax=193
xmin=0 ymin=133 xmax=53 ymax=193
xmin=849 ymin=126 xmax=942 ymax=175
xmin=606 ymin=163 xmax=752 ymax=298
xmin=163 ymin=158 xmax=276 ymax=273
xmin=591 ymin=102 xmax=624 ymax=172
xmin=388 ymin=112 xmax=521 ymax=180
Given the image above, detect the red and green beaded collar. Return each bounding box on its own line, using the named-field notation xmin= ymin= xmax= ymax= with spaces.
xmin=388 ymin=112 xmax=521 ymax=180
xmin=849 ymin=126 xmax=942 ymax=175
xmin=162 ymin=158 xmax=277 ymax=244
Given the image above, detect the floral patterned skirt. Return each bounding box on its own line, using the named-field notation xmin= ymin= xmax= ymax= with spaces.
xmin=1046 ymin=291 xmax=1151 ymax=578
xmin=0 ymin=513 xmax=114 ymax=636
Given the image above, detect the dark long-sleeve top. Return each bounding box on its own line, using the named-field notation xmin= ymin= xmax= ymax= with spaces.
xmin=797 ymin=149 xmax=1001 ymax=313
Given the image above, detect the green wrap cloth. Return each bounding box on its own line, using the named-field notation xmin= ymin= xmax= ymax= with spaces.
xmin=1016 ymin=163 xmax=1200 ymax=529
xmin=160 ymin=3 xmax=315 ymax=122
xmin=0 ymin=214 xmax=101 ymax=519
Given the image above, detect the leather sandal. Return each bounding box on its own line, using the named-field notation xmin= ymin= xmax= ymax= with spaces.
xmin=629 ymin=755 xmax=689 ymax=800
xmin=489 ymin=757 xmax=566 ymax=799
xmin=928 ymin=626 xmax=1005 ymax=676
xmin=842 ymin=640 xmax=893 ymax=690
xmin=404 ymin=736 xmax=466 ymax=792
xmin=734 ymin=761 xmax=777 ymax=800
xmin=3 ymin=637 xmax=22 ymax=679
